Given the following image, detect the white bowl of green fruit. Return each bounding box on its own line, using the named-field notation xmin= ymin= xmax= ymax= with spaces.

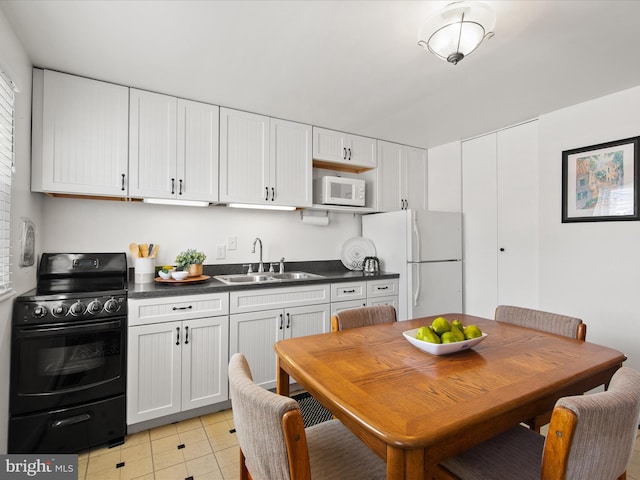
xmin=403 ymin=316 xmax=487 ymax=355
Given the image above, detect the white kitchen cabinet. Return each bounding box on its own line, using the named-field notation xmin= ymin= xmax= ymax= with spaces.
xmin=312 ymin=127 xmax=377 ymax=171
xmin=373 ymin=140 xmax=427 ymax=212
xmin=220 ymin=108 xmax=312 ymax=207
xmin=31 ymin=69 xmax=129 ymax=196
xmin=129 ymin=90 xmax=219 ymax=202
xmin=229 ymin=287 xmax=331 ymax=389
xmin=462 ymin=121 xmax=539 ymax=318
xmin=330 ymin=279 xmax=399 ymax=316
xmin=127 ymin=293 xmax=229 ymax=425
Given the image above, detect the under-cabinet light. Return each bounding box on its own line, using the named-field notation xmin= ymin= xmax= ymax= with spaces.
xmin=227 ymin=203 xmax=296 ymax=211
xmin=143 ymin=198 xmax=210 ymax=207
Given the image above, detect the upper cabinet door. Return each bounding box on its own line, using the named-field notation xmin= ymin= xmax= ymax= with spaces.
xmin=376 ymin=141 xmax=403 ymax=212
xmin=270 ymin=118 xmax=312 ymax=207
xmin=129 ymin=89 xmax=177 ymax=199
xmin=219 ymin=108 xmax=270 ymax=204
xmin=32 ymin=69 xmax=129 ymax=196
xmin=403 ymin=145 xmax=427 ymax=211
xmin=312 ymin=127 xmax=377 ymax=171
xmin=177 ymin=99 xmax=220 ymax=202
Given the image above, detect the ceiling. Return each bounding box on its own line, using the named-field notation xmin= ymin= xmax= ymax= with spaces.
xmin=2 ymin=0 xmax=640 ymax=149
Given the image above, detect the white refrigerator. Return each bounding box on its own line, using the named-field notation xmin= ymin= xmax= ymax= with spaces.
xmin=362 ymin=210 xmax=462 ymax=321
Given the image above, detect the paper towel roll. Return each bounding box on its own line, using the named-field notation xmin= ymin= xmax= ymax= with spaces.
xmin=302 ymin=215 xmax=329 ymax=226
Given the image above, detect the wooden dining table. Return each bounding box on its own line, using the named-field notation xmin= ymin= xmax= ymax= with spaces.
xmin=274 ymin=314 xmax=626 ymax=480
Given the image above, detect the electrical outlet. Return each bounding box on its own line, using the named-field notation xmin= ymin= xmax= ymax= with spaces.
xmin=216 ymin=245 xmax=226 ymax=259
xmin=228 ymin=236 xmax=237 ymax=250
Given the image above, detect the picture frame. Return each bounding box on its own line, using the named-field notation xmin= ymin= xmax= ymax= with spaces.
xmin=562 ymin=136 xmax=640 ymax=223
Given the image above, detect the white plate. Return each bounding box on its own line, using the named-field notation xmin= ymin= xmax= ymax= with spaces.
xmin=403 ymin=328 xmax=488 ymax=355
xmin=341 ymin=236 xmax=376 ymax=271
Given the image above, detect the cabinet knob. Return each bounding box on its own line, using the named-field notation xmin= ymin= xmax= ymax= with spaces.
xmin=499 ymin=247 xmax=505 ymax=252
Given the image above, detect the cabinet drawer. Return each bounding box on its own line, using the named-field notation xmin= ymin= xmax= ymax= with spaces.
xmin=366 ymin=295 xmax=398 ymax=310
xmin=229 ymin=284 xmax=330 ymax=314
xmin=367 ymin=279 xmax=399 ymax=298
xmin=330 ymin=300 xmax=367 ymax=316
xmin=331 ymin=282 xmax=366 ymax=302
xmin=128 ymin=293 xmax=229 ymax=326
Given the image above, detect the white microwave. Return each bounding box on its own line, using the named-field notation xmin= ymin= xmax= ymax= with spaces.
xmin=313 ymin=176 xmax=365 ymax=207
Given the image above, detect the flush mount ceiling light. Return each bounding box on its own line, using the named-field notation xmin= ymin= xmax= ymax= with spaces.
xmin=417 ymin=1 xmax=496 ymax=65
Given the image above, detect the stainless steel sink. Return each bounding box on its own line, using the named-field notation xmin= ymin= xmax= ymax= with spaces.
xmin=269 ymin=271 xmax=325 ymax=281
xmin=214 ymin=271 xmax=325 ymax=285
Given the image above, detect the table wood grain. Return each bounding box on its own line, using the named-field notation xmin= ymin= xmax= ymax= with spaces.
xmin=275 ymin=314 xmax=626 ymax=480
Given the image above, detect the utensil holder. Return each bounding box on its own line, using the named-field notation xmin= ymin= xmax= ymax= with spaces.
xmin=135 ymin=258 xmax=156 ymax=284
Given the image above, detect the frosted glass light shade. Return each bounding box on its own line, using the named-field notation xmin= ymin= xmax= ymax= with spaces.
xmin=418 ymin=1 xmax=496 ymax=65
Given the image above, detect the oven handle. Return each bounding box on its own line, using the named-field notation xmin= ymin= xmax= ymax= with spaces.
xmin=50 ymin=413 xmax=92 ymax=429
xmin=17 ymin=320 xmax=122 ymax=338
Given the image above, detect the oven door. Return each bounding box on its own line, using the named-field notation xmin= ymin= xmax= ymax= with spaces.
xmin=11 ymin=318 xmax=126 ymax=415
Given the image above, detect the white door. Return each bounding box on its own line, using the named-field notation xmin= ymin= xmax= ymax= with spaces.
xmin=270 ymin=118 xmax=312 ymax=207
xmin=408 ymin=210 xmax=462 ymax=262
xmin=39 ymin=70 xmax=129 ymax=196
xmin=219 ymin=108 xmax=270 ymax=204
xmin=462 ymin=133 xmax=498 ymax=318
xmin=496 ymin=122 xmax=539 ymax=307
xmin=285 ymin=304 xmax=331 ymax=338
xmin=403 ymin=145 xmax=428 ymax=211
xmin=407 ymin=262 xmax=463 ymax=319
xmin=229 ymin=310 xmax=283 ymax=389
xmin=127 ymin=321 xmax=182 ymax=425
xmin=348 ymin=134 xmax=377 ymax=169
xmin=312 ymin=127 xmax=348 ymax=164
xmin=129 ymin=89 xmax=178 ymax=199
xmin=177 ymin=99 xmax=220 ymax=202
xmin=377 ymin=141 xmax=403 ymax=211
xmin=182 ymin=316 xmax=229 ymax=411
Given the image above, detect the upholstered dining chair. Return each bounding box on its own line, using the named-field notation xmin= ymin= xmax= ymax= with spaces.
xmin=436 ymin=366 xmax=640 ymax=480
xmin=228 ymin=353 xmax=386 ymax=480
xmin=495 ymin=305 xmax=587 ymax=432
xmin=330 ymin=304 xmax=397 ymax=332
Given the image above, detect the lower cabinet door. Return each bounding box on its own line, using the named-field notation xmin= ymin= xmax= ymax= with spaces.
xmin=182 ymin=316 xmax=229 ymax=411
xmin=229 ymin=310 xmax=283 ymax=390
xmin=286 ymin=304 xmax=331 ymax=339
xmin=127 ymin=321 xmax=182 ymax=425
xmin=367 ymin=295 xmax=399 ymax=310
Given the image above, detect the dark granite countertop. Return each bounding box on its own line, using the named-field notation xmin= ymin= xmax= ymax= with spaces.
xmin=128 ymin=260 xmax=399 ymax=299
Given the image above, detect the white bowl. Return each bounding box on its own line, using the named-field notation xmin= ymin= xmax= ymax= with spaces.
xmin=158 ymin=270 xmax=171 ymax=279
xmin=403 ymin=328 xmax=488 ymax=355
xmin=171 ymin=270 xmax=189 ymax=281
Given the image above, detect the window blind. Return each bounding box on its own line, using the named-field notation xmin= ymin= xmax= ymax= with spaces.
xmin=0 ymin=70 xmax=15 ymax=296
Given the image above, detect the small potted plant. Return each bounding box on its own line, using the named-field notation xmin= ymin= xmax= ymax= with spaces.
xmin=175 ymin=249 xmax=206 ymax=277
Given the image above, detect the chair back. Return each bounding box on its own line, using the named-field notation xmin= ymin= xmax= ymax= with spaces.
xmin=495 ymin=305 xmax=586 ymax=340
xmin=542 ymin=366 xmax=640 ymax=479
xmin=331 ymin=305 xmax=397 ymax=332
xmin=229 ymin=353 xmax=300 ymax=480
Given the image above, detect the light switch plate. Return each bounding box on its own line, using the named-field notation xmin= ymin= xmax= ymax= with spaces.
xmin=227 ymin=236 xmax=237 ymax=250
xmin=216 ymin=245 xmax=226 ymax=259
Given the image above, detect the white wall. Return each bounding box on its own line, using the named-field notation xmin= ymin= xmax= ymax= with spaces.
xmin=0 ymin=8 xmax=40 ymax=454
xmin=427 ymin=140 xmax=461 ymax=212
xmin=41 ymin=197 xmax=360 ymax=267
xmin=538 ymin=86 xmax=640 ymax=372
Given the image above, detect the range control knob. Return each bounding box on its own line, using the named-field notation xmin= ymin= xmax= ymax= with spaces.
xmin=33 ymin=305 xmax=48 ymax=319
xmin=87 ymin=300 xmax=103 ymax=314
xmin=51 ymin=304 xmax=69 ymax=317
xmin=69 ymin=301 xmax=86 ymax=316
xmin=104 ymin=298 xmax=120 ymax=313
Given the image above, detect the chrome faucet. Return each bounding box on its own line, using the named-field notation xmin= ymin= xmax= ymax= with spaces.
xmin=251 ymin=237 xmax=264 ymax=273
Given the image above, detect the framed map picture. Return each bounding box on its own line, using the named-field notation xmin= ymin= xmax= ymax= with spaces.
xmin=20 ymin=218 xmax=35 ymax=267
xmin=562 ymin=136 xmax=640 ymax=222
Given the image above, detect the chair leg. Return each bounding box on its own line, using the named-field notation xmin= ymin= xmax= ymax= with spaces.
xmin=617 ymin=472 xmax=626 ymax=480
xmin=240 ymin=447 xmax=252 ymax=480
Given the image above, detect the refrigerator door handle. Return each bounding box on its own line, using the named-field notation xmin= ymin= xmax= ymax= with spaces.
xmin=412 ymin=212 xmax=421 ymax=262
xmin=413 ymin=263 xmax=421 ymax=307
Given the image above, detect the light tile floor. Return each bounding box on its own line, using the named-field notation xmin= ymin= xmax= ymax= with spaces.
xmin=79 ymin=410 xmax=640 ymax=480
